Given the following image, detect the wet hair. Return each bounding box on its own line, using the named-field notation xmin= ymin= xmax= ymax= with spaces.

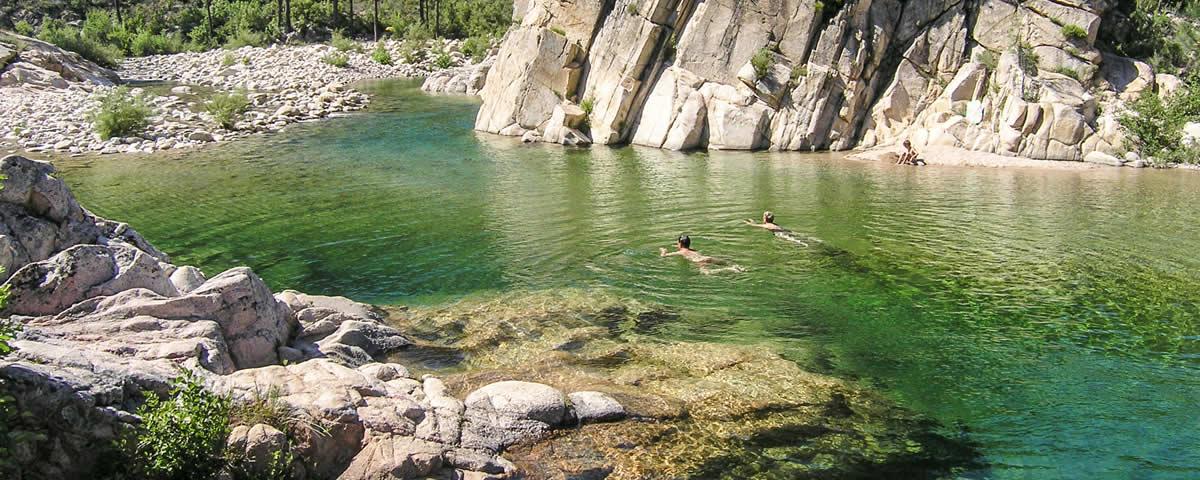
xmin=903 ymin=140 xmax=912 ymax=147
xmin=677 ymin=235 xmax=691 ymax=249
xmin=763 ymin=211 xmax=775 ymax=223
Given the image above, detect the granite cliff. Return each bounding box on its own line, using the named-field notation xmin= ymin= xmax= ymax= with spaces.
xmin=470 ymin=0 xmax=1169 ymax=161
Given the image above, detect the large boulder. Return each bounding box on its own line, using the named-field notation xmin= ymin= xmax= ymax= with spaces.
xmin=227 ymin=424 xmax=290 ymax=475
xmin=209 ymin=359 xmax=516 ymax=479
xmin=0 ymin=32 xmax=119 ymax=87
xmin=475 ymin=28 xmax=585 ymax=133
xmin=631 ymin=66 xmax=708 ymax=150
xmin=461 ymin=381 xmax=567 ymax=453
xmin=0 ymin=156 xmax=166 ymax=281
xmin=4 ymin=244 xmax=178 ymax=316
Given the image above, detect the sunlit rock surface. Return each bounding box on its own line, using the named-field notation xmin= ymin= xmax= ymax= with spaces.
xmin=475 ymin=0 xmax=1138 ymax=161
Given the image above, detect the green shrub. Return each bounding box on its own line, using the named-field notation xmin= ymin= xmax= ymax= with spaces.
xmin=89 ymin=87 xmax=153 ymax=140
xmin=1061 ymin=23 xmax=1088 ymax=41
xmin=1021 ymin=84 xmax=1041 ymax=103
xmin=399 ymin=40 xmax=425 ymax=63
xmin=331 ymin=31 xmax=360 ymax=52
xmin=626 ymin=3 xmax=639 ymax=15
xmin=1119 ymin=77 xmax=1200 ymax=165
xmin=14 ymin=20 xmax=34 ymax=37
xmin=0 ymin=315 xmax=39 ymax=477
xmin=976 ymin=49 xmax=998 ymax=71
xmin=129 ymin=30 xmax=182 ymax=56
xmin=37 ymin=19 xmax=122 ymax=68
xmin=1052 ymin=66 xmax=1080 ymax=81
xmin=790 ymin=64 xmax=808 ymax=84
xmin=205 ymin=91 xmax=250 ymax=130
xmin=751 ymin=47 xmax=773 ymax=79
xmin=580 ymin=97 xmax=595 ymax=116
xmin=225 ymin=28 xmax=266 ymax=49
xmin=322 ymin=51 xmax=350 ymax=67
xmin=371 ymin=43 xmax=393 ymax=64
xmin=404 ymin=23 xmax=433 ymax=43
xmin=222 ymin=52 xmax=237 ymax=66
xmin=461 ymin=36 xmax=489 ymax=61
xmin=434 ymin=49 xmax=454 ymax=69
xmin=1016 ymin=41 xmax=1040 ymax=76
xmin=122 ymin=370 xmax=231 ymax=480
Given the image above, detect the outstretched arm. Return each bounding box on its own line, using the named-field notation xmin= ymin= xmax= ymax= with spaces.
xmin=660 ymin=248 xmax=681 ymax=257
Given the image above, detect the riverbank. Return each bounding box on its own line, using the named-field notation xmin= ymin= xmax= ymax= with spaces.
xmin=0 ymin=153 xmax=977 ymax=478
xmin=849 ymin=144 xmax=1200 ymax=171
xmin=0 ymin=33 xmax=481 ymax=156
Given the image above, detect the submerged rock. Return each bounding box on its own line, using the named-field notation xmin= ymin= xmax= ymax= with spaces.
xmin=393 ymin=290 xmax=981 ymax=478
xmin=568 ymin=391 xmax=625 ymax=423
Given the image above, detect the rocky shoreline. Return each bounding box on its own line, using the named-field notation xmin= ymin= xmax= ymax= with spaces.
xmin=0 ymin=153 xmax=978 ymax=478
xmin=1 ymin=32 xmax=483 ymax=156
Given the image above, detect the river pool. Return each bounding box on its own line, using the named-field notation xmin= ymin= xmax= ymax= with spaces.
xmin=51 ymin=79 xmax=1200 ymax=479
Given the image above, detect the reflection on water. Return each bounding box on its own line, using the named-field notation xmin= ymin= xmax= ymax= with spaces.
xmin=51 ymin=79 xmax=1200 ymax=479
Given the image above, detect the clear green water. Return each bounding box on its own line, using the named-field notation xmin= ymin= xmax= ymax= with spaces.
xmin=52 ymin=80 xmax=1200 ymax=478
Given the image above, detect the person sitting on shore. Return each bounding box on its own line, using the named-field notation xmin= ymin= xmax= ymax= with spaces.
xmin=897 ymin=140 xmax=926 ymax=166
xmin=660 ymin=235 xmax=744 ymax=274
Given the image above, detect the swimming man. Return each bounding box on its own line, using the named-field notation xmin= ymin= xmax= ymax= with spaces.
xmin=744 ymin=211 xmax=817 ymax=247
xmin=660 ymin=235 xmax=744 ymax=274
xmin=744 ymin=211 xmax=787 ymax=232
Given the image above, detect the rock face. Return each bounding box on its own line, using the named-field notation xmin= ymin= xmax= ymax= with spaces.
xmin=0 ymin=155 xmax=598 ymax=480
xmin=0 ymin=32 xmax=120 ymax=89
xmin=421 ymin=56 xmax=495 ymax=95
xmin=475 ymin=0 xmax=1137 ymax=161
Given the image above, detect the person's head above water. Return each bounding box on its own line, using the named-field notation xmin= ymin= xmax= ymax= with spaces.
xmin=677 ymin=235 xmax=691 ymax=249
xmin=763 ymin=211 xmax=775 ymax=224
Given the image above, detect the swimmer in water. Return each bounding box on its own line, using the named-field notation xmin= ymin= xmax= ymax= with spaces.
xmin=744 ymin=211 xmax=817 ymax=247
xmin=660 ymin=235 xmax=745 ymax=274
xmin=744 ymin=211 xmax=786 ymax=233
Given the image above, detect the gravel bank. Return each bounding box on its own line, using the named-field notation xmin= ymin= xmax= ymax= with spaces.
xmin=1 ymin=38 xmax=479 ymax=156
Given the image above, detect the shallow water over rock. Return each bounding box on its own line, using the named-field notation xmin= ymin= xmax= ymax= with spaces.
xmin=49 ymin=79 xmax=1200 ymax=478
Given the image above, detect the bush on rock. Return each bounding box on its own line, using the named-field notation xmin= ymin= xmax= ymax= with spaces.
xmin=121 ymin=370 xmax=232 ymax=480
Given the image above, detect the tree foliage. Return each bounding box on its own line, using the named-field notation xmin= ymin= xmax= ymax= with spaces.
xmin=1119 ymin=74 xmax=1200 ymax=165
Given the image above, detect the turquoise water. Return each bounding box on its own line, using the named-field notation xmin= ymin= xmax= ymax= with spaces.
xmin=53 ymin=80 xmax=1200 ymax=478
